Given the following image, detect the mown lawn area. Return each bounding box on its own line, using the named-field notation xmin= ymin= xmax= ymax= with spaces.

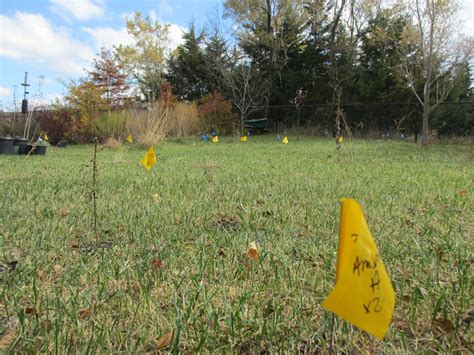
xmin=1 ymin=137 xmax=472 ymax=352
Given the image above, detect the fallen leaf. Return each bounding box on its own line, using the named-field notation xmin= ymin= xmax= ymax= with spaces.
xmin=24 ymin=305 xmax=39 ymax=315
xmin=152 ymin=257 xmax=164 ymax=272
xmin=247 ymin=241 xmax=259 ymax=260
xmin=0 ymin=317 xmax=18 ymax=350
xmin=208 ymin=318 xmax=215 ymax=329
xmin=432 ymin=318 xmax=453 ymax=333
xmin=53 ymin=264 xmax=63 ymax=274
xmin=58 ymin=207 xmax=71 ymax=217
xmin=37 ymin=270 xmax=45 ymax=280
xmin=155 ymin=330 xmax=173 ymax=350
xmin=78 ymin=308 xmax=92 ymax=319
xmin=0 ymin=327 xmax=17 ymax=351
xmin=40 ymin=319 xmax=53 ymax=332
xmin=458 ymin=190 xmax=466 ymax=196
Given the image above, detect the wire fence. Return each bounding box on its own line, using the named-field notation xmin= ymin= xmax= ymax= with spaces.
xmin=249 ymin=101 xmax=474 ymax=138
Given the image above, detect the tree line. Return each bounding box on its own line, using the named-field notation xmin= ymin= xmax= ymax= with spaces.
xmin=10 ymin=0 xmax=473 ymax=143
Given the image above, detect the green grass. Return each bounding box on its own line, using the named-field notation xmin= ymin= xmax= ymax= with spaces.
xmin=1 ymin=137 xmax=472 ymax=352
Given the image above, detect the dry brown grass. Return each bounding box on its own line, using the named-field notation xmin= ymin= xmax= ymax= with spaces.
xmin=103 ymin=137 xmax=122 ymax=150
xmin=172 ymin=102 xmax=200 ymax=137
xmin=126 ymin=102 xmax=174 ymax=147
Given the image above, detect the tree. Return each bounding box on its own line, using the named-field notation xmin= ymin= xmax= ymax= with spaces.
xmin=65 ymin=80 xmax=107 ymax=142
xmin=357 ymin=10 xmax=414 ymax=131
xmin=115 ymin=12 xmax=170 ymax=102
xmin=203 ymin=32 xmax=228 ymax=93
xmin=397 ymin=0 xmax=473 ymax=144
xmin=224 ymin=0 xmax=308 ymax=119
xmin=89 ymin=48 xmax=129 ymax=108
xmin=217 ymin=48 xmax=267 ymax=135
xmin=166 ymin=23 xmax=209 ymax=101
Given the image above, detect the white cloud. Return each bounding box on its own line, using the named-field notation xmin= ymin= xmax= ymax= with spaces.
xmin=0 ymin=12 xmax=94 ymax=76
xmin=83 ymin=23 xmax=184 ymax=52
xmin=82 ymin=27 xmax=134 ymax=50
xmin=0 ymin=86 xmax=12 ymax=97
xmin=168 ymin=24 xmax=185 ymax=50
xmin=149 ymin=9 xmax=158 ymax=23
xmin=461 ymin=1 xmax=474 ymax=37
xmin=158 ymin=0 xmax=174 ymax=16
xmin=50 ymin=0 xmax=104 ymax=21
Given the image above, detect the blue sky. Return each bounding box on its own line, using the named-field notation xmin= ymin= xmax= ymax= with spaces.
xmin=0 ymin=0 xmax=223 ymax=109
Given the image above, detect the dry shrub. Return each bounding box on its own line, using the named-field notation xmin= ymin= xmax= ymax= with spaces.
xmin=95 ymin=111 xmax=127 ymax=141
xmin=103 ymin=137 xmax=122 ymax=150
xmin=126 ymin=102 xmax=174 ymax=147
xmin=172 ymin=102 xmax=200 ymax=137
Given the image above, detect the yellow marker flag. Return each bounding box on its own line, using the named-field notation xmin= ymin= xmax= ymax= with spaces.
xmin=282 ymin=136 xmax=289 ymax=144
xmin=140 ymin=146 xmax=157 ymax=171
xmin=44 ymin=133 xmax=49 ymax=141
xmin=127 ymin=134 xmax=133 ymax=143
xmin=212 ymin=135 xmax=218 ymax=143
xmin=338 ymin=135 xmax=343 ymax=143
xmin=322 ymin=199 xmax=395 ymax=340
xmin=240 ymin=135 xmax=248 ymax=142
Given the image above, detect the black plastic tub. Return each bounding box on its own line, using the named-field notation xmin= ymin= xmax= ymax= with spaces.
xmin=19 ymin=144 xmax=33 ymax=155
xmin=13 ymin=137 xmax=29 ymax=154
xmin=35 ymin=146 xmax=47 ymax=155
xmin=0 ymin=137 xmax=14 ymax=155
xmin=19 ymin=144 xmax=47 ymax=155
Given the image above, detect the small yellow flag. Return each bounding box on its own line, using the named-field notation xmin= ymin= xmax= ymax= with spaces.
xmin=322 ymin=199 xmax=395 ymax=340
xmin=212 ymin=135 xmax=218 ymax=143
xmin=127 ymin=134 xmax=133 ymax=143
xmin=282 ymin=136 xmax=289 ymax=144
xmin=44 ymin=133 xmax=49 ymax=141
xmin=338 ymin=135 xmax=343 ymax=143
xmin=140 ymin=146 xmax=157 ymax=171
xmin=240 ymin=135 xmax=248 ymax=142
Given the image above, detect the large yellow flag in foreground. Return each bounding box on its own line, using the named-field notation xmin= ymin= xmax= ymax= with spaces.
xmin=141 ymin=146 xmax=157 ymax=171
xmin=322 ymin=199 xmax=395 ymax=340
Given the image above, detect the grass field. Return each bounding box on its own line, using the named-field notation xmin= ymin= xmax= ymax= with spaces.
xmin=1 ymin=137 xmax=472 ymax=352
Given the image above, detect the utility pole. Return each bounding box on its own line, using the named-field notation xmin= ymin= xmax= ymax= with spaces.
xmin=21 ymin=72 xmax=31 ymax=139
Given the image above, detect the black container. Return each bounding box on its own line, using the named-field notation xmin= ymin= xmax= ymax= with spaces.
xmin=13 ymin=137 xmax=29 ymax=154
xmin=35 ymin=146 xmax=47 ymax=155
xmin=0 ymin=137 xmax=14 ymax=155
xmin=19 ymin=144 xmax=33 ymax=155
xmin=19 ymin=144 xmax=47 ymax=155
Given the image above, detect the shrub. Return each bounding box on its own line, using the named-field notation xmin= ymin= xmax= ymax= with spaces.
xmin=172 ymin=102 xmax=200 ymax=137
xmin=198 ymin=92 xmax=234 ymax=134
xmin=126 ymin=102 xmax=174 ymax=147
xmin=35 ymin=104 xmax=74 ymax=142
xmin=95 ymin=110 xmax=127 ymax=141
